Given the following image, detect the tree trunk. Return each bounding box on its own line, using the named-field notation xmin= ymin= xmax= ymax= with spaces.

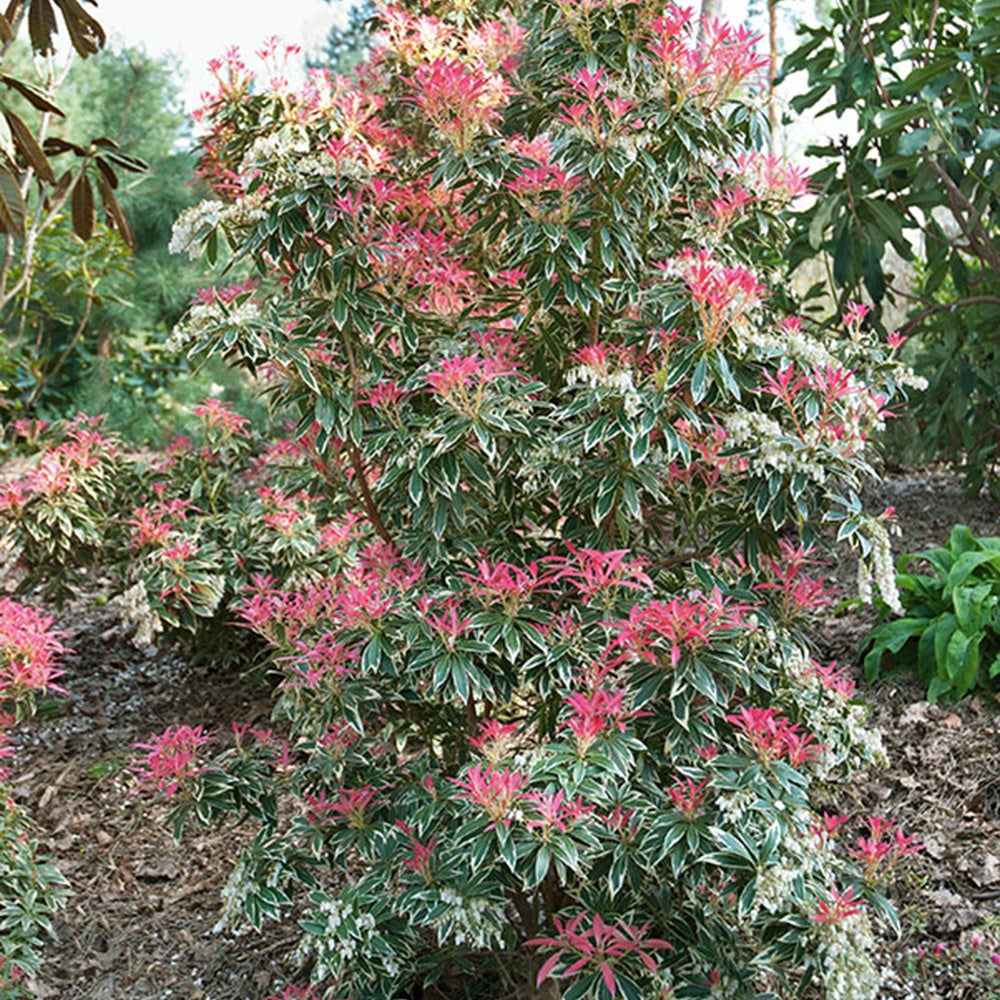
xmin=768 ymin=0 xmax=779 ymax=148
xmin=698 ymin=0 xmax=722 ymax=44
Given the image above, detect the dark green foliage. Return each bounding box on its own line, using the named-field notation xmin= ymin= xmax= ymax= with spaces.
xmin=782 ymin=0 xmax=1000 ymax=493
xmin=863 ymin=525 xmax=1000 ymax=701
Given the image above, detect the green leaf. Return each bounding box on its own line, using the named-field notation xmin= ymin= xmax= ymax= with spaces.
xmin=691 ymin=355 xmax=708 ymax=404
xmin=898 ymin=127 xmax=933 ymax=156
xmin=953 ymin=583 xmax=993 ymax=634
xmin=933 ymin=612 xmax=959 ymax=673
xmin=944 ymin=628 xmax=981 ymax=696
xmin=975 ymin=128 xmax=1000 ymax=151
xmin=861 ymin=240 xmax=885 ymax=301
xmin=629 ymin=432 xmax=649 ymax=467
xmin=832 ymin=224 xmax=852 ymax=288
xmin=945 ymin=551 xmax=1000 ymax=598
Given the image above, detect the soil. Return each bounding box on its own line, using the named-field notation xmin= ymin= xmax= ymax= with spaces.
xmin=6 ymin=463 xmax=1000 ymax=1000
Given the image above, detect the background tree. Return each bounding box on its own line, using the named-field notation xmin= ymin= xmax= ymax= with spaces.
xmin=0 ymin=28 xmax=228 ymax=440
xmin=0 ymin=1 xmax=150 ymax=421
xmin=317 ymin=0 xmax=375 ymax=74
xmin=782 ymin=0 xmax=1000 ymax=492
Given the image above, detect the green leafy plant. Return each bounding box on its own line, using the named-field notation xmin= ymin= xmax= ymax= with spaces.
xmin=781 ymin=0 xmax=1000 ymax=494
xmin=863 ymin=524 xmax=1000 ymax=701
xmin=122 ymin=3 xmax=928 ymax=999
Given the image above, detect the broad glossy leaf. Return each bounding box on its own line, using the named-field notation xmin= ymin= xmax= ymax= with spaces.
xmin=0 ymin=164 xmax=26 ymax=238
xmin=0 ymin=74 xmax=63 ymax=115
xmin=5 ymin=111 xmax=55 ymax=183
xmin=54 ymin=0 xmax=106 ymax=57
xmin=27 ymin=0 xmax=58 ymax=55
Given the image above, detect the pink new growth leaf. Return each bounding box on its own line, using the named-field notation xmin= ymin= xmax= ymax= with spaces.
xmin=192 ymin=398 xmax=250 ymax=437
xmin=0 ymin=598 xmax=67 ymax=699
xmin=608 ymin=588 xmax=751 ymax=668
xmin=666 ymin=776 xmax=710 ymax=821
xmin=132 ymin=725 xmax=215 ymax=801
xmin=547 ymin=544 xmax=652 ymax=605
xmin=526 ymin=911 xmax=673 ymax=994
xmin=450 ymin=763 xmax=527 ymax=827
xmin=850 ymin=815 xmax=923 ymax=884
xmin=725 ymin=706 xmax=826 ymax=767
xmin=812 ymin=885 xmax=866 ymax=924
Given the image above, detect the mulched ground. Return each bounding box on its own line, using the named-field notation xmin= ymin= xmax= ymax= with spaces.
xmin=6 ymin=463 xmax=1000 ymax=999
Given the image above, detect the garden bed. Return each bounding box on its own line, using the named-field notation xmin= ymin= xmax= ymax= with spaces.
xmin=6 ymin=462 xmax=1000 ymax=999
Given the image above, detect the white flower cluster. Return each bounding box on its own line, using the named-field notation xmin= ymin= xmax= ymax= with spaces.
xmin=168 ymin=200 xmax=226 ymax=259
xmin=565 ymin=364 xmax=642 ymax=418
xmin=167 ymin=299 xmax=261 ymax=354
xmin=297 ymin=895 xmax=402 ymax=985
xmin=856 ymin=516 xmax=903 ymax=613
xmin=780 ymin=645 xmax=888 ymax=775
xmin=715 ymin=787 xmax=756 ymax=824
xmin=433 ymin=888 xmax=506 ymax=950
xmin=893 ymin=365 xmax=928 ymax=391
xmin=518 ymin=440 xmax=580 ymax=493
xmin=215 ymin=856 xmax=254 ymax=934
xmin=742 ymin=327 xmax=838 ymax=369
xmin=114 ymin=582 xmax=163 ymax=649
xmin=240 ymin=128 xmax=374 ymax=186
xmin=747 ymin=804 xmax=838 ymax=922
xmin=169 ymin=197 xmax=267 ymax=261
xmin=816 ymin=912 xmax=881 ymax=1000
xmin=724 ymin=409 xmax=827 ymax=483
xmin=238 ymin=130 xmax=310 ymax=176
xmin=752 ymin=861 xmax=803 ymax=917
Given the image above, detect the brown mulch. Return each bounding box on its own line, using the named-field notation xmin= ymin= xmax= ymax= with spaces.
xmin=8 ymin=603 xmax=296 ymax=1000
xmin=6 ymin=464 xmax=1000 ymax=999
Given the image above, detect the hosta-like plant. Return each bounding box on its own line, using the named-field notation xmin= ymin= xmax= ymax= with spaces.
xmin=149 ymin=3 xmax=922 ymax=998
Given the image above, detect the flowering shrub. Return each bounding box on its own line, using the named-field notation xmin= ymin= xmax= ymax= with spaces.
xmin=0 ymin=598 xmax=69 ymax=995
xmin=0 ymin=415 xmax=124 ymax=603
xmin=150 ymin=2 xmax=923 ymax=998
xmin=0 ymin=403 xmax=355 ymax=654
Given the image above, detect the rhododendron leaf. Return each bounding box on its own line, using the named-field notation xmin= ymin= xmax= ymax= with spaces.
xmin=70 ymin=172 xmax=96 ymax=240
xmin=5 ymin=110 xmax=54 ymax=183
xmin=27 ymin=0 xmax=57 ymax=54
xmin=0 ymin=164 xmax=26 ymax=238
xmin=53 ymin=0 xmax=106 ymax=57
